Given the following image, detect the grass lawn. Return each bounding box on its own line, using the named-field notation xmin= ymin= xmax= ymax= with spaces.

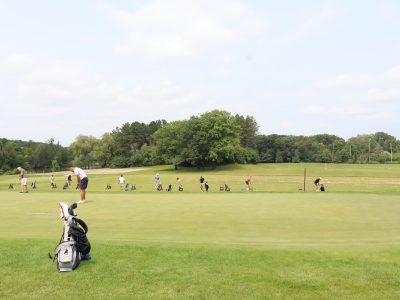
xmin=0 ymin=164 xmax=400 ymax=299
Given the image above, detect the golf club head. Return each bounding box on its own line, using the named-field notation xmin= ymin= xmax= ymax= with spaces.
xmin=68 ymin=202 xmax=78 ymax=217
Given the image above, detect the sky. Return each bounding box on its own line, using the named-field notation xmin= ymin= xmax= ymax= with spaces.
xmin=0 ymin=0 xmax=399 ymax=146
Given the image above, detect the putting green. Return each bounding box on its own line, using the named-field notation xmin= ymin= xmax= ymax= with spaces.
xmin=1 ymin=164 xmax=400 ymax=299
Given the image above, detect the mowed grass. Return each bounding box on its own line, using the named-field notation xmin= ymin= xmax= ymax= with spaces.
xmin=1 ymin=164 xmax=400 ymax=299
xmin=2 ymin=163 xmax=400 ymax=194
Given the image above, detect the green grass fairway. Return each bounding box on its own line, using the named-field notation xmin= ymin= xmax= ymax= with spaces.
xmin=1 ymin=164 xmax=400 ymax=299
xmin=2 ymin=163 xmax=400 ymax=194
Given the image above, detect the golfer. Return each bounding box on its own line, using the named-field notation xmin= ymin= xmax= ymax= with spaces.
xmin=200 ymin=176 xmax=205 ymax=191
xmin=314 ymin=177 xmax=322 ymax=191
xmin=50 ymin=174 xmax=55 ymax=188
xmin=245 ymin=176 xmax=253 ymax=191
xmin=119 ymin=174 xmax=125 ymax=191
xmin=17 ymin=166 xmax=28 ymax=193
xmin=70 ymin=167 xmax=88 ymax=203
xmin=176 ymin=177 xmax=183 ymax=191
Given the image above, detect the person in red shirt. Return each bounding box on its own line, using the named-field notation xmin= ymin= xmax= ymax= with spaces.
xmin=245 ymin=176 xmax=253 ymax=191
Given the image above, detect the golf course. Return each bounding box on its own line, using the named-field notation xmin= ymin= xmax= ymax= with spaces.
xmin=1 ymin=163 xmax=400 ymax=299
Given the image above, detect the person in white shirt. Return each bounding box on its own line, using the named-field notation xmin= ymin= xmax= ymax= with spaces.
xmin=119 ymin=175 xmax=125 ymax=191
xmin=69 ymin=167 xmax=88 ymax=203
xmin=50 ymin=174 xmax=55 ymax=188
xmin=17 ymin=167 xmax=28 ymax=193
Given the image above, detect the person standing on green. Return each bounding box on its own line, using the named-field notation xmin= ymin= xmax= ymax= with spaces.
xmin=70 ymin=167 xmax=89 ymax=203
xmin=176 ymin=177 xmax=183 ymax=191
xmin=245 ymin=176 xmax=253 ymax=191
xmin=17 ymin=167 xmax=28 ymax=193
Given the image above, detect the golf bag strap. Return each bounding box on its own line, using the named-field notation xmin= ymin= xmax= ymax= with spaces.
xmin=74 ymin=217 xmax=89 ymax=234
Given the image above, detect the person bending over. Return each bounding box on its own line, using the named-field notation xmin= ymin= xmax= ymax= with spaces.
xmin=70 ymin=167 xmax=89 ymax=203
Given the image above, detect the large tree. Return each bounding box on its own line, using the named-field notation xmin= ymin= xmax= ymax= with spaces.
xmin=110 ymin=120 xmax=166 ymax=167
xmin=234 ymin=114 xmax=259 ymax=148
xmin=70 ymin=135 xmax=99 ymax=169
xmin=93 ymin=133 xmax=116 ymax=168
xmin=153 ymin=110 xmax=252 ymax=168
xmin=0 ymin=139 xmax=19 ymax=172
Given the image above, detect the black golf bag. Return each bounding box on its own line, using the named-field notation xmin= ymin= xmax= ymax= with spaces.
xmin=53 ymin=202 xmax=91 ymax=272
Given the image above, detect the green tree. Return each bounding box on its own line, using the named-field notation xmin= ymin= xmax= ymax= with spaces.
xmin=234 ymin=114 xmax=259 ymax=148
xmin=152 ymin=120 xmax=186 ymax=166
xmin=110 ymin=120 xmax=167 ymax=166
xmin=292 ymin=149 xmax=301 ymax=163
xmin=51 ymin=159 xmax=60 ymax=172
xmin=93 ymin=133 xmax=115 ymax=168
xmin=153 ymin=110 xmax=248 ymax=168
xmin=69 ymin=135 xmax=99 ymax=168
xmin=348 ymin=134 xmax=374 ymax=163
xmin=0 ymin=139 xmax=18 ymax=171
xmin=275 ymin=150 xmax=283 ymax=163
xmin=183 ymin=110 xmax=242 ymax=167
xmin=140 ymin=144 xmax=159 ymax=166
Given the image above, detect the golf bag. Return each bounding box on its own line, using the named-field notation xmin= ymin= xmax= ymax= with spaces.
xmin=53 ymin=202 xmax=91 ymax=272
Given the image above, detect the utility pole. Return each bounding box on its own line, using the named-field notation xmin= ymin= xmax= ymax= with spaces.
xmin=368 ymin=138 xmax=371 ymax=163
xmin=390 ymin=143 xmax=393 ymax=163
xmin=349 ymin=144 xmax=352 ymax=161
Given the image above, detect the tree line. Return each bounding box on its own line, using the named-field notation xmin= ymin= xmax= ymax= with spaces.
xmin=0 ymin=138 xmax=71 ymax=174
xmin=1 ymin=110 xmax=399 ymax=173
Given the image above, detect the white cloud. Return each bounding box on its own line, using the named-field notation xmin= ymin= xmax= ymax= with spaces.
xmin=307 ymin=65 xmax=400 ymax=105
xmin=214 ymin=67 xmax=234 ymax=78
xmin=384 ymin=66 xmax=400 ymax=81
xmin=0 ymin=54 xmax=208 ymax=144
xmin=301 ymin=105 xmax=324 ymax=114
xmin=130 ymin=81 xmax=199 ymax=108
xmin=285 ymin=5 xmax=342 ymax=41
xmin=108 ymin=0 xmax=266 ymax=62
xmin=5 ymin=59 xmax=124 ymax=106
xmin=300 ymin=104 xmax=378 ymax=117
xmin=349 ymin=88 xmax=400 ymax=102
xmin=298 ymin=103 xmax=391 ymax=124
xmin=300 ymin=65 xmax=400 ymax=122
xmin=280 ymin=120 xmax=295 ymax=129
xmin=313 ymin=74 xmax=376 ymax=89
xmin=332 ymin=105 xmax=371 ymax=115
xmin=355 ymin=112 xmax=388 ymax=122
xmin=0 ymin=55 xmax=33 ymax=72
xmin=310 ymin=66 xmax=400 ymax=92
xmin=379 ymin=2 xmax=400 ymax=20
xmin=26 ymin=63 xmax=91 ymax=85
